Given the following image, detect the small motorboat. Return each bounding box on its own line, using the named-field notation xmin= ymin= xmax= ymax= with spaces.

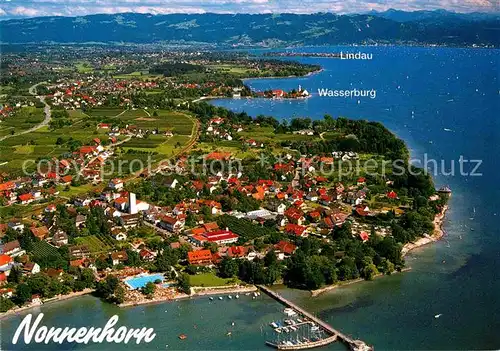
xmin=434 ymin=314 xmax=442 ymax=319
xmin=218 ymin=296 xmax=223 ymax=300
xmin=228 ymin=295 xmax=232 ymax=299
xmin=178 ymin=334 xmax=187 ymax=340
xmin=209 ymin=297 xmax=214 ymax=301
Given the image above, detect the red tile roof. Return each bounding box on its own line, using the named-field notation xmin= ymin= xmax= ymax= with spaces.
xmin=30 ymin=226 xmax=49 ymax=239
xmin=285 ymin=207 xmax=303 ymax=220
xmin=203 ymin=230 xmax=239 ymax=243
xmin=188 ymin=249 xmax=213 ymax=264
xmin=359 ymin=231 xmax=369 ymax=242
xmin=18 ymin=193 xmax=34 ymax=201
xmin=285 ymin=224 xmax=306 ymax=236
xmin=387 ymin=191 xmax=398 ymax=199
xmin=79 ymin=146 xmax=97 ymax=154
xmin=0 ymin=182 xmax=15 ymax=192
xmin=115 ymin=197 xmax=128 ymax=205
xmin=275 ymin=241 xmax=296 ymax=255
xmin=203 ymin=222 xmax=219 ymax=232
xmin=0 ymin=254 xmax=13 ymax=266
xmin=227 ymin=246 xmax=246 ymax=258
xmin=61 ymin=175 xmax=73 ymax=183
xmin=206 ymin=152 xmax=231 ymax=160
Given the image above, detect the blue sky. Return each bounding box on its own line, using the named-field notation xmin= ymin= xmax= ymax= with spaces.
xmin=0 ymin=0 xmax=497 ymax=18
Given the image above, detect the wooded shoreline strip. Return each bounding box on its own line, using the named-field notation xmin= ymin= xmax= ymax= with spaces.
xmin=310 ymin=205 xmax=449 ymax=297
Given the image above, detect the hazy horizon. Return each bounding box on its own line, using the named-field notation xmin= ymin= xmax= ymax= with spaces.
xmin=0 ymin=0 xmax=498 ymax=20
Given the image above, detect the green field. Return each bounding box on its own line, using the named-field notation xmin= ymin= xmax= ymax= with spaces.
xmin=75 ymin=62 xmax=94 ymax=73
xmin=113 ymin=71 xmax=161 ymax=80
xmin=0 ymin=109 xmax=108 ymax=173
xmin=238 ymin=125 xmax=322 ymax=143
xmin=0 ymin=107 xmax=195 ymax=180
xmin=31 ymin=241 xmax=61 ymax=258
xmin=75 ymin=235 xmax=112 ymax=253
xmin=86 ymin=108 xmax=125 ymax=117
xmin=188 ymin=272 xmax=237 ymax=287
xmin=208 ymin=64 xmax=251 ymax=75
xmin=57 ymin=184 xmax=96 ymax=197
xmin=118 ymin=109 xmax=195 ymax=158
xmin=0 ymin=107 xmax=44 ymax=138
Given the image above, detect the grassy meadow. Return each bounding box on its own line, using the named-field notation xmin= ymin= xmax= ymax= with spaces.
xmin=0 ymin=107 xmax=195 ymax=177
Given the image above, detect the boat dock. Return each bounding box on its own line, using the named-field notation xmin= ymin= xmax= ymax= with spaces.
xmin=265 ymin=334 xmax=338 ymax=350
xmin=257 ymin=285 xmax=372 ymax=351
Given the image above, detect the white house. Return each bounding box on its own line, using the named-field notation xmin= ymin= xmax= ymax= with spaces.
xmin=112 ymin=228 xmax=127 ymax=241
xmin=8 ymin=221 xmax=24 ymax=232
xmin=108 ymin=178 xmax=124 ymax=190
xmin=165 ymin=178 xmax=179 ymax=189
xmin=23 ymin=262 xmax=41 ymax=275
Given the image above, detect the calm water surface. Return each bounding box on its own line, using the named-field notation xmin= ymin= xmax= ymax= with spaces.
xmin=1 ymin=46 xmax=499 ymax=350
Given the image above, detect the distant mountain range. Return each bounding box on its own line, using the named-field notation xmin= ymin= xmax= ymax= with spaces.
xmin=1 ymin=11 xmax=499 ymax=47
xmin=366 ymin=8 xmax=500 ymax=22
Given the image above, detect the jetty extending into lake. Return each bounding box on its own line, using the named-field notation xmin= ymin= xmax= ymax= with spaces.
xmin=257 ymin=285 xmax=372 ymax=351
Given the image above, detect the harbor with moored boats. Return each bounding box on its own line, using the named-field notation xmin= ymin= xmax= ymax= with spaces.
xmin=258 ymin=285 xmax=373 ymax=351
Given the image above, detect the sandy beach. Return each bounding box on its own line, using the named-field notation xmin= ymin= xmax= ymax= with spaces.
xmin=401 ymin=205 xmax=449 ymax=257
xmin=119 ymin=284 xmax=257 ymax=308
xmin=191 ymin=284 xmax=257 ymax=296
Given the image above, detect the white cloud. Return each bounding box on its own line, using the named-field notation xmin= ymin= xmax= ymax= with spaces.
xmin=1 ymin=0 xmax=498 ymax=18
xmin=9 ymin=6 xmax=42 ymax=16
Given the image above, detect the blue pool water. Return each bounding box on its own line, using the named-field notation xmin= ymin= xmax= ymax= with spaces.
xmin=124 ymin=273 xmax=164 ymax=289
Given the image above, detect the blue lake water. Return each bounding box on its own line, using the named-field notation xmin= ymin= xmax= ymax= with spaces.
xmin=1 ymin=46 xmax=499 ymax=350
xmin=214 ymin=45 xmax=500 ymax=350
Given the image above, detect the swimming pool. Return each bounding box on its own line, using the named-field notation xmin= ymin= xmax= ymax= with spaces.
xmin=124 ymin=273 xmax=164 ymax=290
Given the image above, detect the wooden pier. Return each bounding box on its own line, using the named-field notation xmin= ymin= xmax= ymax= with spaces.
xmin=257 ymin=285 xmax=372 ymax=351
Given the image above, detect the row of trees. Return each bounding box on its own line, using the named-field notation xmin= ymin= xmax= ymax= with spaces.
xmin=1 ymin=268 xmax=96 ymax=312
xmin=212 ymin=227 xmax=401 ymax=291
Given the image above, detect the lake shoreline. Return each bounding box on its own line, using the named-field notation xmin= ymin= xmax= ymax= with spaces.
xmin=401 ymin=205 xmax=449 ymax=256
xmin=118 ymin=284 xmax=258 ymax=308
xmin=191 ymin=68 xmax=323 ymax=103
xmin=310 ymin=267 xmax=412 ymax=297
xmin=0 ymin=288 xmax=94 ymax=320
